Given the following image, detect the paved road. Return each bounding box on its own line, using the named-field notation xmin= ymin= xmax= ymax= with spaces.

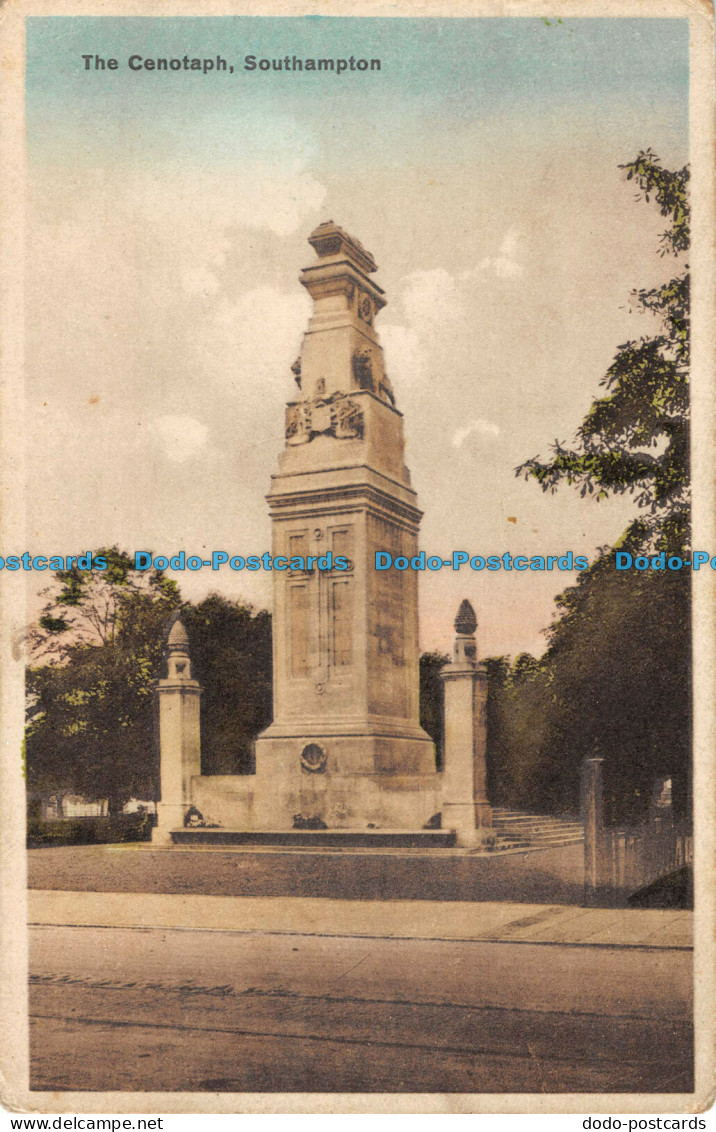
xmin=30 ymin=921 xmax=693 ymax=1094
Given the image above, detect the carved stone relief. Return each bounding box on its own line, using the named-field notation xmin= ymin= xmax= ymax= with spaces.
xmin=286 ymin=393 xmax=364 ymax=445
xmin=379 ymin=372 xmax=396 ymax=406
xmin=291 ymin=357 xmax=302 ymax=389
xmin=352 ymin=348 xmax=375 ymax=392
xmin=351 ymin=348 xmax=396 ymax=406
xmin=331 ymin=396 xmax=364 ymax=440
xmin=301 ymin=743 xmax=328 ymax=773
xmin=358 ymin=293 xmax=373 ymax=325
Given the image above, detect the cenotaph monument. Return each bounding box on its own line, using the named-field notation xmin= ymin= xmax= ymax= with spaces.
xmin=250 ymin=222 xmax=440 ymax=830
xmin=156 ymin=225 xmax=495 ymax=843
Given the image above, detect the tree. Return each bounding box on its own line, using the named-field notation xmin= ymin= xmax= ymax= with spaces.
xmin=26 ymin=558 xmax=274 ymax=810
xmin=419 ymin=651 xmax=449 ymax=768
xmin=32 ymin=547 xmax=180 ymax=655
xmin=506 ymin=152 xmax=691 ymax=822
xmin=26 ymin=549 xmax=182 ymax=813
xmin=483 ymin=655 xmax=554 ymax=810
xmin=542 ymin=555 xmax=690 ymax=822
xmin=183 ymin=595 xmax=272 ymax=774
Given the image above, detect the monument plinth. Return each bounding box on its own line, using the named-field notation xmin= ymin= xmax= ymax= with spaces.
xmin=253 ymin=222 xmax=439 ymax=830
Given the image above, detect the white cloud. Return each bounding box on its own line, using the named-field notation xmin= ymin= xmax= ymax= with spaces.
xmin=148 ymin=415 xmax=210 ymax=462
xmin=499 ymin=228 xmax=519 ymax=260
xmin=487 ymin=255 xmax=524 ymax=279
xmin=452 ymin=418 xmax=502 ymax=447
xmin=120 ymin=162 xmax=326 ymax=241
xmin=469 ymin=227 xmax=526 ymax=279
xmin=380 ymin=269 xmax=464 ymax=389
xmin=400 ymin=268 xmax=462 ymax=329
xmin=205 ymin=286 xmax=311 ymax=402
xmin=381 ymin=242 xmax=524 ymax=401
xmin=379 ymin=323 xmax=424 ymax=384
xmin=181 ymin=265 xmax=222 ymax=296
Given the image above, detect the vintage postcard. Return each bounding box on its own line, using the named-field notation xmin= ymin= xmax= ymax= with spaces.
xmin=0 ymin=0 xmax=714 ymax=1117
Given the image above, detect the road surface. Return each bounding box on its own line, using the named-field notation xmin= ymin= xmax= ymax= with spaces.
xmin=29 ymin=917 xmax=693 ymax=1094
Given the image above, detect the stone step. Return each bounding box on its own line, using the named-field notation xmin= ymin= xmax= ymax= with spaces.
xmin=487 ymin=836 xmax=582 ymax=852
xmin=489 ymin=808 xmax=585 ymax=850
xmin=507 ymin=826 xmax=583 ymax=836
xmin=496 ymin=832 xmax=582 ymax=841
xmin=492 ymin=812 xmax=582 ymax=824
xmin=493 ymin=828 xmax=583 ymax=837
xmin=517 ymin=835 xmax=584 ymax=846
xmin=493 ymin=829 xmax=584 ymax=841
xmin=171 ymin=828 xmax=458 ymax=849
xmin=493 ymin=823 xmax=583 ymax=834
xmin=492 ymin=827 xmax=582 ymax=833
xmin=493 ymin=809 xmax=580 ymax=820
xmin=492 ymin=814 xmax=582 ymax=827
xmin=170 ymin=820 xmax=582 ymax=854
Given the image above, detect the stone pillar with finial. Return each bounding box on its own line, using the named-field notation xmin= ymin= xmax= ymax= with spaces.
xmin=152 ymin=616 xmax=202 ymax=845
xmin=440 ymin=600 xmax=492 ymax=847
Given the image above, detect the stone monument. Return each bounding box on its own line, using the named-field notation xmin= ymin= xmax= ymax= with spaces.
xmin=158 ymin=226 xmax=495 ymax=842
xmin=440 ymin=600 xmax=492 ymax=846
xmin=250 ymin=222 xmax=440 ymax=830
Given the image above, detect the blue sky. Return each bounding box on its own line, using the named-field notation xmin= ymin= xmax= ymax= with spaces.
xmin=27 ymin=17 xmax=689 ymax=170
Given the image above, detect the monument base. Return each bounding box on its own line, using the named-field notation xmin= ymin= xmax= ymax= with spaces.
xmin=442 ymin=801 xmax=493 ymax=847
xmin=152 ymin=802 xmax=192 ymax=846
xmin=188 ymin=729 xmax=441 ymax=832
xmin=252 ymin=728 xmax=440 ymax=831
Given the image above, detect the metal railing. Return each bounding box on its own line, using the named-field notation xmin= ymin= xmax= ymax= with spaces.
xmin=601 ymin=820 xmax=693 ymax=898
xmin=581 ymin=757 xmax=692 ymax=905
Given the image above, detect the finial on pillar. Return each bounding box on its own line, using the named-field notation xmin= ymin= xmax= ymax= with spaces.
xmin=167 ymin=615 xmax=189 ymax=647
xmin=166 ymin=615 xmax=193 ymax=681
xmin=454 ymin=599 xmax=477 ymax=636
xmin=453 ymin=599 xmax=479 ymax=666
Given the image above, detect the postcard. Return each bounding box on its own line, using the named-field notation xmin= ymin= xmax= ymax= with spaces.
xmin=0 ymin=0 xmax=713 ymax=1116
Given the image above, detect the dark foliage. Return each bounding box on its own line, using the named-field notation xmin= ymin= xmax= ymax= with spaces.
xmin=26 ymin=553 xmax=273 ymax=808
xmin=26 ymin=550 xmax=180 ymax=813
xmin=499 ymin=152 xmax=691 ymax=825
xmin=419 ymin=651 xmax=449 ymax=769
xmin=485 ymin=558 xmax=690 ymax=823
xmin=26 ymin=812 xmax=157 ymax=848
xmin=183 ymin=596 xmax=273 ymax=775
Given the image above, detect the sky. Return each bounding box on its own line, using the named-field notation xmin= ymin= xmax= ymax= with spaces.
xmin=24 ymin=16 xmax=690 ymax=658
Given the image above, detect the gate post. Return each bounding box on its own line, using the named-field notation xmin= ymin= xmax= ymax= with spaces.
xmin=581 ymin=756 xmax=605 ymax=906
xmin=440 ymin=600 xmax=492 ymax=847
xmin=152 ymin=616 xmax=202 ymax=845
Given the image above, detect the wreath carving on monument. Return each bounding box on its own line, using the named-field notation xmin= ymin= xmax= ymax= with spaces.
xmin=300 ymin=743 xmax=328 ymax=774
